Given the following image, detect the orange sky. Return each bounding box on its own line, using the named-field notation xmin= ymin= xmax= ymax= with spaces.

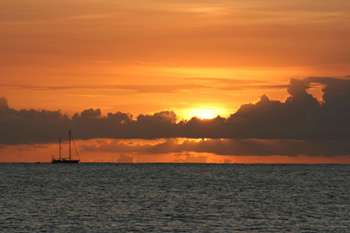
xmin=1 ymin=0 xmax=349 ymax=117
xmin=1 ymin=1 xmax=350 ymax=163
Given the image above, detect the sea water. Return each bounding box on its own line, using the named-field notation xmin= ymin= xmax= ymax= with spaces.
xmin=0 ymin=164 xmax=349 ymax=232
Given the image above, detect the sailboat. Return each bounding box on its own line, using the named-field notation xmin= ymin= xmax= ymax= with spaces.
xmin=52 ymin=130 xmax=80 ymax=164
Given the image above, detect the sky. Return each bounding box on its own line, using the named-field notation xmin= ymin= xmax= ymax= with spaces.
xmin=0 ymin=0 xmax=350 ymax=163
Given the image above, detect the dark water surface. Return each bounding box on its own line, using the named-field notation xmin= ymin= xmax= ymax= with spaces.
xmin=0 ymin=164 xmax=349 ymax=232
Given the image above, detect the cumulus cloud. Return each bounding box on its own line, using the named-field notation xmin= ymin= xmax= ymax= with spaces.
xmin=0 ymin=77 xmax=350 ymax=156
xmin=226 ymin=77 xmax=350 ymax=140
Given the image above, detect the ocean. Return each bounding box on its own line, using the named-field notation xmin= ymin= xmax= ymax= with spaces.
xmin=0 ymin=164 xmax=349 ymax=232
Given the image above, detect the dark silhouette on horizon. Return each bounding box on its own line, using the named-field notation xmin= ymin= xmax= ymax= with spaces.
xmin=51 ymin=130 xmax=80 ymax=164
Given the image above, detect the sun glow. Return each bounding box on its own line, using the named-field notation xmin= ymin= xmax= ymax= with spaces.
xmin=184 ymin=107 xmax=227 ymax=120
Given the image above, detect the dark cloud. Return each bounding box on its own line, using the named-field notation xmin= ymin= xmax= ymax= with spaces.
xmin=0 ymin=76 xmax=350 ymax=156
xmin=80 ymin=139 xmax=350 ymax=157
xmin=0 ymin=106 xmax=70 ymax=144
xmin=226 ymin=77 xmax=350 ymax=140
xmin=0 ymin=97 xmax=9 ymax=109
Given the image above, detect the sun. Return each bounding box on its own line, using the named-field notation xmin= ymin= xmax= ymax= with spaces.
xmin=184 ymin=107 xmax=227 ymax=120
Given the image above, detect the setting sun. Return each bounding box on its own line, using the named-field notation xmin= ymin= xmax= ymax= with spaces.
xmin=184 ymin=107 xmax=227 ymax=120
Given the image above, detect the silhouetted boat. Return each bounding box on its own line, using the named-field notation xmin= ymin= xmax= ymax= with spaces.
xmin=52 ymin=130 xmax=80 ymax=164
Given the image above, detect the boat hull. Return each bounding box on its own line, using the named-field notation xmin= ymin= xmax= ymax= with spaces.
xmin=52 ymin=159 xmax=80 ymax=164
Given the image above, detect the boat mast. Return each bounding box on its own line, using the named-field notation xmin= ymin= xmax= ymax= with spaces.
xmin=68 ymin=130 xmax=72 ymax=160
xmin=58 ymin=138 xmax=62 ymax=160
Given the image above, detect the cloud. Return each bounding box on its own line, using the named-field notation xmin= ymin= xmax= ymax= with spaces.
xmin=0 ymin=76 xmax=350 ymax=158
xmin=225 ymin=77 xmax=350 ymax=140
xmin=0 ymin=97 xmax=8 ymax=109
xmin=80 ymin=138 xmax=350 ymax=157
xmin=0 ymin=105 xmax=70 ymax=144
xmin=186 ymin=77 xmax=288 ymax=90
xmin=0 ymin=83 xmax=206 ymax=94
